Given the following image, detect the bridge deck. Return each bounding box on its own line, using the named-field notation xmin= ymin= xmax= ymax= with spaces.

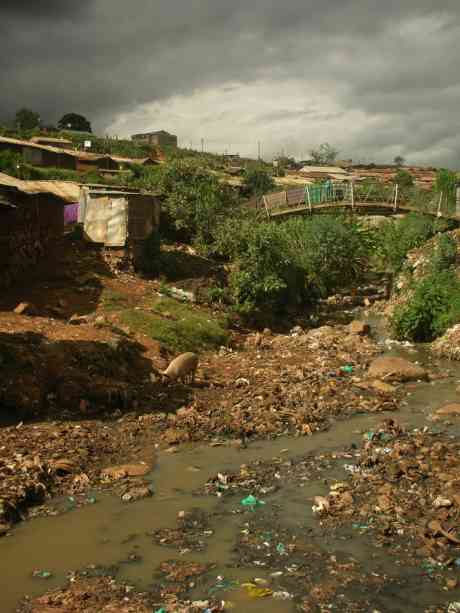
xmin=268 ymin=201 xmax=460 ymax=222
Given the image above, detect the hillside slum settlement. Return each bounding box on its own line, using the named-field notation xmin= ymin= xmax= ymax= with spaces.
xmin=0 ymin=172 xmax=160 ymax=286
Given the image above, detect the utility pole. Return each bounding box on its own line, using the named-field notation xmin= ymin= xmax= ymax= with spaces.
xmin=258 ymin=141 xmax=261 ymax=160
xmin=201 ymin=138 xmax=204 ymax=153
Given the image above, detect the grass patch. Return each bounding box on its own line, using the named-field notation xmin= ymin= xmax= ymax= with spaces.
xmin=120 ymin=297 xmax=229 ymax=353
xmin=101 ymin=289 xmax=130 ymax=311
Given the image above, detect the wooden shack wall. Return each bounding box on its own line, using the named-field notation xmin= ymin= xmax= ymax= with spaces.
xmin=0 ymin=189 xmax=64 ymax=288
xmin=127 ymin=194 xmax=160 ymax=241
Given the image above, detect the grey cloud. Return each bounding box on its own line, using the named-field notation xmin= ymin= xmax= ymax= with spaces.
xmin=1 ymin=0 xmax=460 ymax=165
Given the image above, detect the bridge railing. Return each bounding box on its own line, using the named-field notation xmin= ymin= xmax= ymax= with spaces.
xmin=262 ymin=180 xmax=458 ymax=219
xmin=263 ymin=181 xmax=353 ymax=215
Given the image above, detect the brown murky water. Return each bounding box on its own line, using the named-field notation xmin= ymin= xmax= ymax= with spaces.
xmin=2 ymin=325 xmax=460 ymax=612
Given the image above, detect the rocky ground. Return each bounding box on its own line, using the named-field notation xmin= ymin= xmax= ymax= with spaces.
xmin=2 ymin=235 xmax=460 ymax=612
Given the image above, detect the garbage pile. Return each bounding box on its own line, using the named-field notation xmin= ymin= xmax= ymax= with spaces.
xmin=17 ymin=573 xmax=226 ymax=613
xmin=161 ymin=324 xmax=397 ymax=444
xmin=314 ymin=419 xmax=460 ymax=582
xmin=232 ymin=511 xmax=395 ymax=611
xmin=203 ymin=452 xmax=337 ymax=499
xmin=432 ymin=324 xmax=460 ymax=361
xmin=151 ymin=508 xmax=213 ymax=552
xmin=0 ymin=418 xmax=156 ymax=530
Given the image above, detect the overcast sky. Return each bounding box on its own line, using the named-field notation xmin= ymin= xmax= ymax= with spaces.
xmin=2 ymin=1 xmax=459 ymax=166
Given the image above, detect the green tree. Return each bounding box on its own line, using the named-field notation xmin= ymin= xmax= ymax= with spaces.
xmin=394 ymin=169 xmax=414 ymax=188
xmin=393 ymin=155 xmax=405 ymax=167
xmin=242 ymin=167 xmax=275 ymax=197
xmin=157 ymin=159 xmax=238 ymax=251
xmin=15 ymin=108 xmax=41 ymax=130
xmin=58 ymin=113 xmax=92 ymax=133
xmin=309 ymin=143 xmax=339 ymax=165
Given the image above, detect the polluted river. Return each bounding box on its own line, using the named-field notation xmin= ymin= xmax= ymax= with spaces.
xmin=2 ymin=314 xmax=460 ymax=612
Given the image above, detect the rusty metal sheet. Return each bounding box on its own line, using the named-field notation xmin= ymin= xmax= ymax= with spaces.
xmin=84 ymin=196 xmax=110 ymax=243
xmin=78 ymin=187 xmax=89 ymax=223
xmin=105 ymin=198 xmax=128 ymax=247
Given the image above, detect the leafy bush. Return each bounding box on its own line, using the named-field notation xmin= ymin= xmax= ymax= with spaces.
xmin=157 ymin=159 xmax=239 ymax=251
xmin=394 ymin=169 xmax=414 ymax=188
xmin=215 ymin=214 xmax=368 ymax=319
xmin=282 ymin=215 xmax=368 ymax=297
xmin=430 ymin=234 xmax=458 ymax=273
xmin=227 ymin=222 xmax=307 ymax=317
xmin=391 ymin=270 xmax=460 ymax=342
xmin=212 ymin=214 xmax=259 ymax=260
xmin=22 ymin=164 xmax=104 ymax=184
xmin=0 ymin=150 xmax=21 ymax=176
xmin=374 ymin=213 xmax=450 ymax=275
xmin=242 ymin=167 xmax=275 ymax=197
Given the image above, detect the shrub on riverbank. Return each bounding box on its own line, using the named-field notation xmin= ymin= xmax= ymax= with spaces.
xmin=374 ymin=213 xmax=451 ymax=276
xmin=214 ymin=214 xmax=368 ymax=319
xmin=390 ymin=231 xmax=460 ymax=342
xmin=391 ymin=270 xmax=460 ymax=342
xmin=156 ymin=159 xmax=240 ymax=251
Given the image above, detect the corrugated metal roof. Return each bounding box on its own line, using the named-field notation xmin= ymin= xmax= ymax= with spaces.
xmin=0 ymin=135 xmax=73 ymax=155
xmin=110 ymin=155 xmax=154 ymax=165
xmin=0 ymin=172 xmax=80 ymax=203
xmin=0 ymin=136 xmax=164 ymax=169
xmin=299 ymin=165 xmax=350 ymax=175
xmin=30 ymin=136 xmax=73 ymax=146
xmin=0 ymin=136 xmax=105 ymax=162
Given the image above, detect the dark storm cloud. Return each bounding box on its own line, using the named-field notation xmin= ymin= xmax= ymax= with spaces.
xmin=2 ymin=0 xmax=92 ymax=18
xmin=1 ymin=0 xmax=460 ymax=164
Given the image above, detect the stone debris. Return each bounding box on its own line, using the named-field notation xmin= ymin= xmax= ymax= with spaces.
xmin=315 ymin=420 xmax=460 ymax=576
xmin=435 ymin=403 xmax=460 ymax=418
xmin=348 ymin=320 xmax=371 ymax=336
xmin=367 ymin=355 xmax=428 ymax=382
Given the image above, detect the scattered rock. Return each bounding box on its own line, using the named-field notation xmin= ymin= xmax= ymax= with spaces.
xmin=433 ymin=496 xmax=453 ymax=509
xmin=367 ymin=356 xmax=428 ymax=382
xmin=68 ymin=314 xmax=89 ymax=325
xmin=121 ymin=485 xmax=152 ymax=502
xmin=13 ymin=302 xmax=36 ymax=316
xmin=348 ymin=320 xmax=370 ymax=336
xmin=371 ymin=380 xmax=397 ymax=394
xmin=50 ymin=458 xmax=77 ymax=475
xmin=436 ymin=403 xmax=460 ymax=417
xmin=101 ymin=462 xmax=151 ymax=481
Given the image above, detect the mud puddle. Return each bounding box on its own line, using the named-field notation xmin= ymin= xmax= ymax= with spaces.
xmin=2 ymin=323 xmax=460 ymax=611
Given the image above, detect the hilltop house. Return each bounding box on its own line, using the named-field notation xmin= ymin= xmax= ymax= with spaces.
xmin=131 ymin=130 xmax=177 ymax=148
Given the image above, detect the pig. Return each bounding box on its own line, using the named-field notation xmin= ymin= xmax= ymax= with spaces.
xmin=161 ymin=352 xmax=199 ymax=384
